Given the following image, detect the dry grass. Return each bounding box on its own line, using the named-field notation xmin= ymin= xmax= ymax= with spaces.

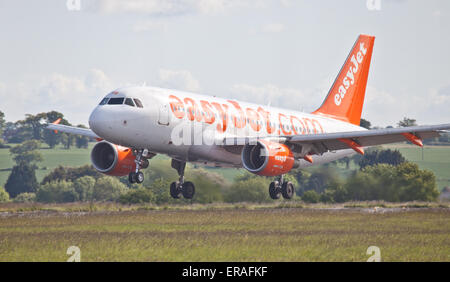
xmin=0 ymin=204 xmax=449 ymax=261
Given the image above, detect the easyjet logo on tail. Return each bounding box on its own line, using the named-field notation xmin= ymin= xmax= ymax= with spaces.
xmin=334 ymin=42 xmax=368 ymax=106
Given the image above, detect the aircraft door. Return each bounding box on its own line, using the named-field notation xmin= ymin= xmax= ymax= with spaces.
xmin=158 ymin=104 xmax=170 ymax=126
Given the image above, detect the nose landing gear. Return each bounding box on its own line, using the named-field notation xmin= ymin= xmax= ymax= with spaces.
xmin=269 ymin=174 xmax=294 ymax=200
xmin=169 ymin=159 xmax=195 ymax=199
xmin=128 ymin=149 xmax=153 ymax=184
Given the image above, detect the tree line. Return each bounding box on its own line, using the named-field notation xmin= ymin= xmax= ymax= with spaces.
xmin=0 ymin=142 xmax=441 ymax=204
xmin=0 ymin=112 xmax=446 ymax=204
xmin=0 ymin=110 xmax=90 ymax=149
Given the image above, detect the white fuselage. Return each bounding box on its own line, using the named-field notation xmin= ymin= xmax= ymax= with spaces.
xmin=88 ymin=86 xmax=364 ymax=168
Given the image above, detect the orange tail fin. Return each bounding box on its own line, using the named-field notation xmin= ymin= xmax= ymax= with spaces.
xmin=312 ymin=34 xmax=375 ymax=125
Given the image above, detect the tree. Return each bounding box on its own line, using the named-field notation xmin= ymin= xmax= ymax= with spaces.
xmin=0 ymin=187 xmax=10 ymax=202
xmin=4 ymin=121 xmax=32 ymax=144
xmin=13 ymin=192 xmax=36 ymax=203
xmin=146 ymin=178 xmax=174 ymax=205
xmin=344 ymin=163 xmax=439 ymax=202
xmin=41 ymin=165 xmax=103 ymax=184
xmin=0 ymin=111 xmax=6 ymax=148
xmin=73 ymin=176 xmax=96 ymax=202
xmin=93 ymin=177 xmax=128 ymax=201
xmin=36 ymin=181 xmax=78 ymax=203
xmin=75 ymin=125 xmax=90 ymax=148
xmin=398 ymin=117 xmax=417 ymax=127
xmin=60 ymin=133 xmax=75 ymax=149
xmin=303 ymin=167 xmax=339 ymax=194
xmin=301 ymin=190 xmax=320 ymax=203
xmin=118 ymin=188 xmax=155 ymax=204
xmin=42 ymin=111 xmax=70 ymax=148
xmin=359 ymin=118 xmax=371 ymax=129
xmin=9 ymin=140 xmax=43 ymax=165
xmin=187 ymin=168 xmax=227 ymax=203
xmin=224 ymin=177 xmax=271 ymax=203
xmin=16 ymin=113 xmax=47 ymax=140
xmin=5 ymin=164 xmax=39 ymax=198
xmin=359 ymin=149 xmax=405 ymax=169
xmin=0 ymin=110 xmax=5 ymax=138
xmin=5 ymin=140 xmax=43 ymax=198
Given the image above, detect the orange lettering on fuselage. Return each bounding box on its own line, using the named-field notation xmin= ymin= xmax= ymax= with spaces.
xmin=183 ymin=97 xmax=198 ymax=121
xmin=257 ymin=107 xmax=276 ymax=134
xmin=200 ymin=100 xmax=215 ymax=125
xmin=228 ymin=100 xmax=246 ymax=129
xmin=211 ymin=102 xmax=229 ymax=133
xmin=168 ymin=95 xmax=325 ymax=136
xmin=246 ymin=108 xmax=261 ymax=132
xmin=169 ymin=95 xmax=185 ymax=119
xmin=279 ymin=113 xmax=292 ymax=135
xmin=290 ymin=115 xmax=305 ymax=135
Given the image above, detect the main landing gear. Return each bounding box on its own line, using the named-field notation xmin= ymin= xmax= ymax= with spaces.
xmin=170 ymin=159 xmax=195 ymax=199
xmin=269 ymin=174 xmax=294 ymax=200
xmin=128 ymin=149 xmax=151 ymax=184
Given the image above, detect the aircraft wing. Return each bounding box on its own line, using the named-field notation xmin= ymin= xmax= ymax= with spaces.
xmin=46 ymin=120 xmax=100 ymax=139
xmin=223 ymin=123 xmax=450 ymax=154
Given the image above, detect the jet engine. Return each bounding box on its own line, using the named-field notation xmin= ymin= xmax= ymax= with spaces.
xmin=241 ymin=140 xmax=297 ymax=176
xmin=91 ymin=141 xmax=136 ymax=176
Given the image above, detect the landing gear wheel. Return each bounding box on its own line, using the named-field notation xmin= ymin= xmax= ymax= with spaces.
xmin=135 ymin=171 xmax=144 ymax=184
xmin=269 ymin=181 xmax=281 ymax=200
xmin=182 ymin=181 xmax=195 ymax=199
xmin=141 ymin=159 xmax=149 ymax=169
xmin=281 ymin=181 xmax=294 ymax=200
xmin=170 ymin=181 xmax=182 ymax=199
xmin=128 ymin=172 xmax=136 ymax=184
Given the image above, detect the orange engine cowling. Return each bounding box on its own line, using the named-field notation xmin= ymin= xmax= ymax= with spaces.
xmin=241 ymin=140 xmax=296 ymax=176
xmin=90 ymin=141 xmax=136 ymax=176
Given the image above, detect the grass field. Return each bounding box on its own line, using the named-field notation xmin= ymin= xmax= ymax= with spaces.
xmin=0 ymin=144 xmax=94 ymax=187
xmin=0 ymin=206 xmax=448 ymax=261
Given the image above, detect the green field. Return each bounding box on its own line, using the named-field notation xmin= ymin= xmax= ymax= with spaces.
xmin=1 ymin=143 xmax=449 ymax=191
xmin=0 ymin=207 xmax=448 ymax=261
xmin=0 ymin=144 xmax=94 ymax=187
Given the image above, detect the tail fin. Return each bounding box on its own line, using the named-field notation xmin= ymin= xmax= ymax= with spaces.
xmin=312 ymin=34 xmax=375 ymax=125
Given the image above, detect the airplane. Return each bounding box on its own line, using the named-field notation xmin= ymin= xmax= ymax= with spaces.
xmin=47 ymin=34 xmax=450 ymax=200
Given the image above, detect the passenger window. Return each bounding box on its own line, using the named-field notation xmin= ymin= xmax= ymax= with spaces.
xmin=125 ymin=98 xmax=135 ymax=107
xmin=108 ymin=98 xmax=125 ymax=105
xmin=134 ymin=98 xmax=144 ymax=108
xmin=99 ymin=98 xmax=109 ymax=105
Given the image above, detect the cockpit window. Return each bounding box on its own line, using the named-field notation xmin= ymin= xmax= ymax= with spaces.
xmin=134 ymin=98 xmax=144 ymax=108
xmin=125 ymin=98 xmax=135 ymax=107
xmin=99 ymin=98 xmax=109 ymax=105
xmin=108 ymin=98 xmax=125 ymax=105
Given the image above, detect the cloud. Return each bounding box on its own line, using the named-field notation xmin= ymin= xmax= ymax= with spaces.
xmin=158 ymin=69 xmax=201 ymax=92
xmin=228 ymin=83 xmax=318 ymax=111
xmin=362 ymin=84 xmax=450 ymax=127
xmin=262 ymin=23 xmax=285 ymax=33
xmin=132 ymin=20 xmax=167 ymax=32
xmin=96 ymin=0 xmax=266 ymax=16
xmin=1 ymin=69 xmax=115 ymax=125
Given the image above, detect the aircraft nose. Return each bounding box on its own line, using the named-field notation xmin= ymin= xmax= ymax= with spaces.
xmin=89 ymin=106 xmax=116 ymax=137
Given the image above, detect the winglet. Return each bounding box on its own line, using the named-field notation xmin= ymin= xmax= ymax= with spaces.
xmin=52 ymin=118 xmax=62 ymax=133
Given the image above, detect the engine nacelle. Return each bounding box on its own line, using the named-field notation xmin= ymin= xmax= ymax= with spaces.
xmin=91 ymin=141 xmax=136 ymax=176
xmin=241 ymin=140 xmax=296 ymax=176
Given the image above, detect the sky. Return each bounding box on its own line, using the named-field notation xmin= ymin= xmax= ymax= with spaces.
xmin=0 ymin=0 xmax=449 ymax=127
